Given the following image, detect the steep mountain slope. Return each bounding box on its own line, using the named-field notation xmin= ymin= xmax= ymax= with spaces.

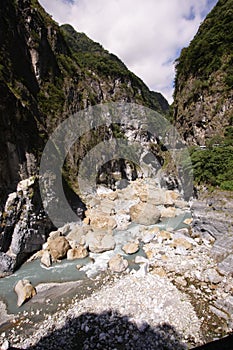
xmin=0 ymin=0 xmax=170 ymax=272
xmin=0 ymin=0 xmax=169 ymax=207
xmin=173 ymin=0 xmax=233 ymax=145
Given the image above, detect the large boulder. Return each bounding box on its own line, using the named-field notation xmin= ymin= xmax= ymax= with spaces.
xmin=67 ymin=246 xmax=89 ymax=260
xmin=66 ymin=225 xmax=88 ymax=244
xmin=85 ymin=209 xmax=117 ymax=231
xmin=48 ymin=236 xmax=70 ymax=260
xmin=86 ymin=231 xmax=116 ymax=253
xmin=14 ymin=279 xmax=36 ymax=307
xmin=130 ymin=202 xmax=161 ymax=226
xmin=108 ymin=254 xmax=128 ymax=273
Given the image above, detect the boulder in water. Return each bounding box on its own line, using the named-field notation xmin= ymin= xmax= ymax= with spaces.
xmin=41 ymin=250 xmax=52 ymax=267
xmin=86 ymin=231 xmax=116 ymax=253
xmin=67 ymin=246 xmax=89 ymax=260
xmin=14 ymin=279 xmax=36 ymax=307
xmin=130 ymin=202 xmax=161 ymax=226
xmin=122 ymin=242 xmax=139 ymax=255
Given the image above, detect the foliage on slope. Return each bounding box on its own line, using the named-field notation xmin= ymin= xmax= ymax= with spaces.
xmin=173 ymin=0 xmax=233 ymax=190
xmin=173 ymin=0 xmax=233 ymax=147
xmin=189 ymin=126 xmax=233 ymax=190
xmin=175 ymin=0 xmax=233 ymax=89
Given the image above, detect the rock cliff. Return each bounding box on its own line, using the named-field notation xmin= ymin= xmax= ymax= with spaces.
xmin=173 ymin=0 xmax=233 ymax=145
xmin=0 ymin=0 xmax=169 ymax=207
xmin=0 ymin=0 xmax=170 ymax=273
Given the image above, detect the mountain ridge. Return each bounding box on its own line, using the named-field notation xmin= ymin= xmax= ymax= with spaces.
xmin=0 ymin=0 xmax=169 ymax=207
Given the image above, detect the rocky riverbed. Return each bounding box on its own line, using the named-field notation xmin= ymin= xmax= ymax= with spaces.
xmin=0 ymin=180 xmax=233 ymax=349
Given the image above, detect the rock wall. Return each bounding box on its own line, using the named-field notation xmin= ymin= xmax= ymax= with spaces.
xmin=0 ymin=0 xmax=170 ymax=273
xmin=173 ymin=0 xmax=233 ymax=145
xmin=191 ymin=190 xmax=233 ymax=276
xmin=0 ymin=177 xmax=54 ymax=276
xmin=0 ymin=0 xmax=169 ymax=209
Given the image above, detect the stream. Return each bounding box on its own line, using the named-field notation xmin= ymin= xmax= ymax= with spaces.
xmin=0 ymin=213 xmax=190 ymax=321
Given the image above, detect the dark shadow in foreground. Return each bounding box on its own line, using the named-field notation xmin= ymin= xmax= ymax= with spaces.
xmin=193 ymin=333 xmax=233 ymax=350
xmin=14 ymin=310 xmax=188 ymax=350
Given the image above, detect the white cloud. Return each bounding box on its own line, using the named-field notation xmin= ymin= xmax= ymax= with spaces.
xmin=39 ymin=0 xmax=217 ymax=103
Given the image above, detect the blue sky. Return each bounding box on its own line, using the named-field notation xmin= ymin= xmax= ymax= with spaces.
xmin=40 ymin=0 xmax=218 ymax=103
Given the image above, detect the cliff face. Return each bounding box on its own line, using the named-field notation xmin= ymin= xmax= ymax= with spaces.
xmin=173 ymin=0 xmax=233 ymax=145
xmin=0 ymin=0 xmax=170 ymax=273
xmin=0 ymin=0 xmax=169 ymax=207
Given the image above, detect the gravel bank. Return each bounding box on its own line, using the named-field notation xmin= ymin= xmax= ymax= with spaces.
xmin=10 ymin=273 xmax=201 ymax=350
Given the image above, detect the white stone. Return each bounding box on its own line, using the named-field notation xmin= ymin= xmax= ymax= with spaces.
xmin=1 ymin=340 xmax=10 ymax=350
xmin=135 ymin=256 xmax=149 ymax=264
xmin=134 ymin=263 xmax=149 ymax=277
xmin=17 ymin=177 xmax=35 ymax=192
xmin=4 ymin=192 xmax=17 ymax=211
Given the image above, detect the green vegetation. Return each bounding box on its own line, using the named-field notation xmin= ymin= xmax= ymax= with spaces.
xmin=175 ymin=0 xmax=233 ymax=85
xmin=189 ymin=127 xmax=233 ymax=190
xmin=61 ymin=24 xmax=169 ymax=114
xmin=61 ymin=24 xmax=134 ymax=79
xmin=38 ymin=82 xmax=65 ymax=116
xmin=173 ymin=0 xmax=233 ymax=191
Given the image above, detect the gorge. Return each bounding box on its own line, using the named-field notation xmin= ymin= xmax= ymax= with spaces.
xmin=0 ymin=0 xmax=233 ymax=349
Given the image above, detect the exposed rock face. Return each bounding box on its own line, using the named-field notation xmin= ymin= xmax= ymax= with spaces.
xmin=14 ymin=279 xmax=36 ymax=307
xmin=0 ymin=253 xmax=15 ymax=275
xmin=0 ymin=177 xmax=53 ymax=275
xmin=173 ymin=0 xmax=233 ymax=145
xmin=191 ymin=190 xmax=233 ymax=276
xmin=0 ymin=0 xmax=170 ymax=273
xmin=0 ymin=0 xmax=169 ymax=210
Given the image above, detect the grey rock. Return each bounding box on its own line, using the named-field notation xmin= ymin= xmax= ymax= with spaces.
xmin=211 ymin=236 xmax=233 ymax=262
xmin=214 ymin=296 xmax=233 ymax=319
xmin=86 ymin=231 xmax=116 ymax=253
xmin=0 ymin=177 xmax=53 ymax=273
xmin=116 ymin=179 xmax=130 ymax=190
xmin=135 ymin=256 xmax=149 ymax=264
xmin=175 ymin=246 xmax=188 ymax=255
xmin=0 ymin=252 xmax=15 ymax=273
xmin=49 ymin=230 xmax=61 ymax=239
xmin=141 ymin=232 xmax=156 ymax=243
xmin=134 ymin=263 xmax=149 ymax=277
xmin=203 ymin=268 xmax=222 ymax=284
xmin=191 ymin=194 xmax=233 ymax=267
xmin=217 ymin=254 xmax=233 ymax=276
xmin=209 ymin=305 xmax=230 ymax=321
xmin=66 ymin=225 xmax=87 ymax=244
xmin=191 ymin=199 xmax=231 ymax=241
